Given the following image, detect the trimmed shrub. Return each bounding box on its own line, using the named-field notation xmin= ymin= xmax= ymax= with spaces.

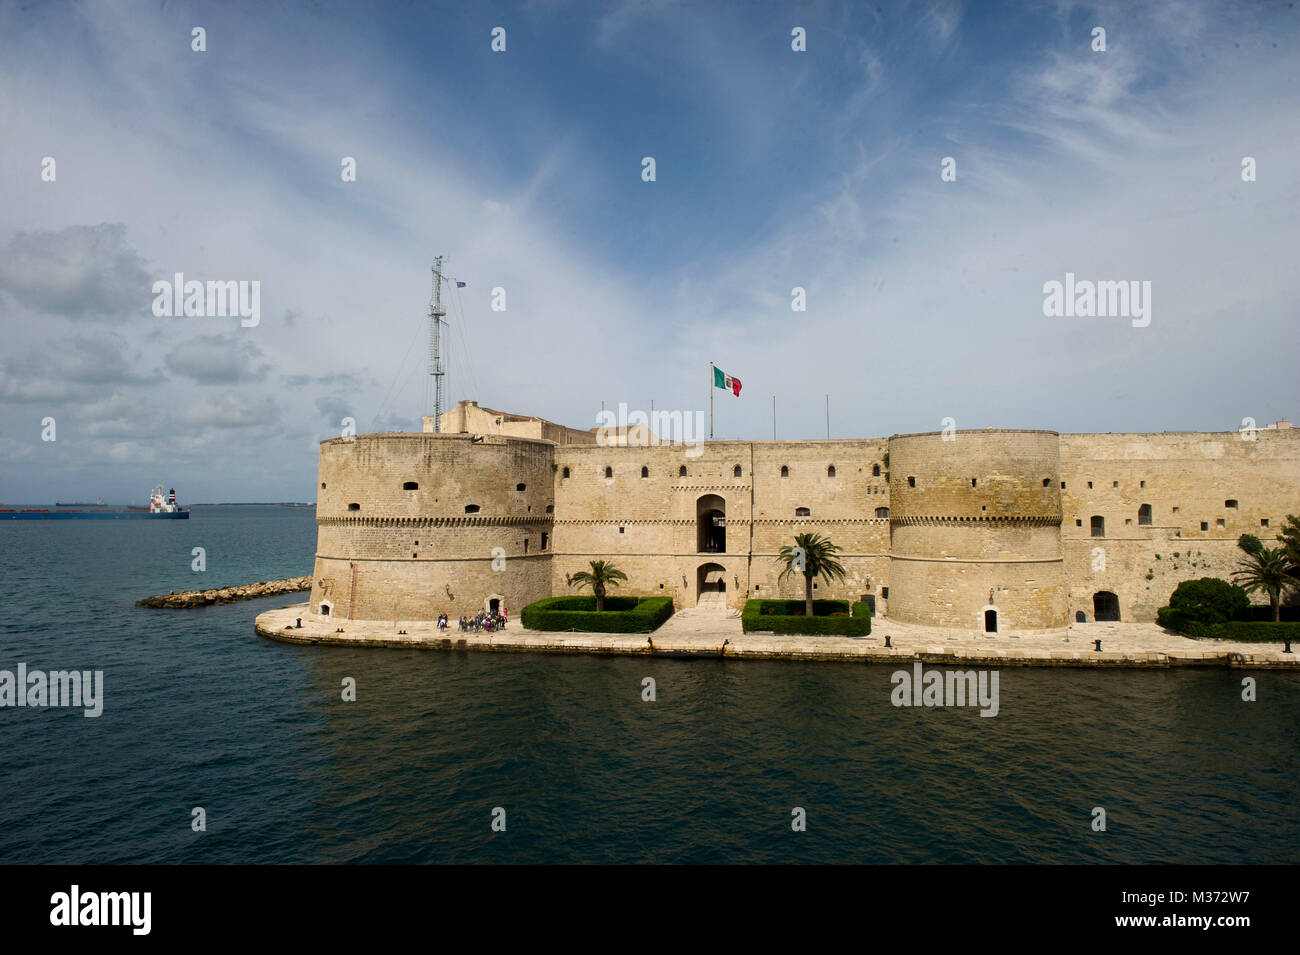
xmin=521 ymin=595 xmax=674 ymax=632
xmin=527 ymin=595 xmax=639 ymax=613
xmin=1237 ymin=605 xmax=1300 ymax=622
xmin=742 ymin=599 xmax=872 ymax=636
xmin=752 ymin=599 xmax=851 ymax=617
xmin=1158 ymin=615 xmax=1300 ymax=642
xmin=1167 ymin=577 xmax=1250 ymax=625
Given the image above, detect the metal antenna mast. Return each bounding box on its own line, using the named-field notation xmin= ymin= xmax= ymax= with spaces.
xmin=429 ymin=256 xmax=446 ymax=431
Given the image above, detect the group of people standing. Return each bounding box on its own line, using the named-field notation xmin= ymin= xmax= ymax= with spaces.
xmin=436 ymin=608 xmax=508 ymax=633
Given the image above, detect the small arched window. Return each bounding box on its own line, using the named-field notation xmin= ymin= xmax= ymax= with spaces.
xmin=1138 ymin=503 xmax=1152 ymax=525
xmin=679 ymin=465 xmax=687 ymax=477
xmin=604 ymin=466 xmax=613 ymax=478
xmin=827 ymin=465 xmax=836 ymax=478
xmin=516 ymin=483 xmax=526 ymax=492
xmin=795 ymin=507 xmax=811 ymax=517
xmin=733 ymin=465 xmax=742 ymax=478
xmin=562 ymin=467 xmax=570 ymax=479
xmin=1225 ymin=499 xmax=1238 ymax=509
xmin=545 ymin=505 xmax=553 ymax=513
xmin=464 ymin=504 xmax=480 ymax=514
xmin=1042 ymin=478 xmax=1050 ymax=487
xmin=402 ymin=481 xmax=418 ymax=490
xmin=872 ymin=464 xmax=880 ymax=476
xmin=780 ymin=465 xmax=789 ymax=478
xmin=347 ymin=503 xmax=360 ymax=511
xmin=875 ymin=507 xmax=889 ymax=519
xmin=641 ymin=466 xmax=649 ymax=478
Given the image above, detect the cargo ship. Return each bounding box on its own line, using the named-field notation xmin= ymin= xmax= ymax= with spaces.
xmin=0 ymin=486 xmax=189 ymax=519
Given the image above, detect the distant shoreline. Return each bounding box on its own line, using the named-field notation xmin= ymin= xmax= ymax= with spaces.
xmin=190 ymin=502 xmax=315 ymax=507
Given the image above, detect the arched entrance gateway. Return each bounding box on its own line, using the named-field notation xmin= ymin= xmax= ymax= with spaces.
xmin=696 ymin=494 xmax=726 ymax=553
xmin=696 ymin=563 xmax=727 ymax=607
xmin=1093 ymin=591 xmax=1120 ymax=622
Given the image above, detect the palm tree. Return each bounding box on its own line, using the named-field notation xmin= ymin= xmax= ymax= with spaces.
xmin=567 ymin=560 xmax=628 ymax=612
xmin=1277 ymin=513 xmax=1300 ymax=575
xmin=776 ymin=532 xmax=848 ymax=618
xmin=1233 ymin=534 xmax=1296 ymax=622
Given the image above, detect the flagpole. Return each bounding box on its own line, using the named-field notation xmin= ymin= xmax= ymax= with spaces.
xmin=709 ymin=362 xmax=714 ymax=440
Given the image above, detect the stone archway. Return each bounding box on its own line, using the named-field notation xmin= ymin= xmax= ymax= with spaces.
xmin=1093 ymin=591 xmax=1120 ymax=622
xmin=486 ymin=593 xmax=505 ymax=615
xmin=697 ymin=494 xmax=726 ymax=553
xmin=696 ymin=562 xmax=727 ymax=607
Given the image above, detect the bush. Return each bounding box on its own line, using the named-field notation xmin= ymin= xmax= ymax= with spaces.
xmin=1157 ymin=613 xmax=1300 ymax=643
xmin=1237 ymin=604 xmax=1300 ymax=622
xmin=753 ymin=599 xmax=853 ymax=617
xmin=742 ymin=599 xmax=872 ymax=636
xmin=1167 ymin=577 xmax=1250 ymax=625
xmin=520 ymin=595 xmax=674 ymax=632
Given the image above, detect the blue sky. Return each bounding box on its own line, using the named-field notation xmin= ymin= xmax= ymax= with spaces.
xmin=0 ymin=0 xmax=1297 ymax=502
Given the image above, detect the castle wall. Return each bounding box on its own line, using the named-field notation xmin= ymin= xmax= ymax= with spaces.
xmin=310 ymin=432 xmax=555 ymax=620
xmin=306 ymin=418 xmax=1299 ymax=630
xmin=1060 ymin=429 xmax=1300 ymax=623
xmin=549 ymin=440 xmax=889 ymax=611
xmin=887 ymin=430 xmax=1068 ymax=630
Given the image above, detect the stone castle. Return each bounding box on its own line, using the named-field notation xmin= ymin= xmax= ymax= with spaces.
xmin=307 ymin=399 xmax=1298 ymax=633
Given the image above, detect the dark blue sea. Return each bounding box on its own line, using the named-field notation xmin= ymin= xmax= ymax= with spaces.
xmin=0 ymin=505 xmax=1296 ymax=864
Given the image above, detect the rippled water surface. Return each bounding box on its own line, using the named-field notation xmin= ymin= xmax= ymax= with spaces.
xmin=1 ymin=506 xmax=1297 ymax=864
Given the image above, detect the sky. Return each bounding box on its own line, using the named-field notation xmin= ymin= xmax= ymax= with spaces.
xmin=0 ymin=0 xmax=1296 ymax=503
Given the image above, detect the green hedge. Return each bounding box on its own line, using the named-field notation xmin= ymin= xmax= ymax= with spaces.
xmin=520 ymin=595 xmax=675 ymax=632
xmin=1238 ymin=605 xmax=1300 ymax=622
xmin=1157 ymin=607 xmax=1300 ymax=642
xmin=742 ymin=599 xmax=873 ymax=636
xmin=748 ymin=599 xmax=856 ymax=616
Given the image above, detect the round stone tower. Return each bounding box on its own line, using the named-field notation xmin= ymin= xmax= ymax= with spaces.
xmin=887 ymin=429 xmax=1067 ymax=632
xmin=310 ymin=432 xmax=555 ymax=621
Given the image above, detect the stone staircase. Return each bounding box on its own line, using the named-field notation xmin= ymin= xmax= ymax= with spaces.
xmin=694 ymin=590 xmax=730 ymax=612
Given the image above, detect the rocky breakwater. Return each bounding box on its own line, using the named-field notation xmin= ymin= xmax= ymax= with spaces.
xmin=137 ymin=576 xmax=311 ymax=608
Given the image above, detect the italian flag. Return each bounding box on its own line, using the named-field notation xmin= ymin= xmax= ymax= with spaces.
xmin=713 ymin=364 xmax=742 ymax=397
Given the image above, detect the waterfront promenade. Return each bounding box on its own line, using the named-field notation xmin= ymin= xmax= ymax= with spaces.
xmin=255 ymin=603 xmax=1298 ymax=668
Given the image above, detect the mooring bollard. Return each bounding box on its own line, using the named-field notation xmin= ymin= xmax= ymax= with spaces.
xmin=884 ymin=635 xmax=892 ymax=648
xmin=1094 ymin=639 xmax=1102 ymax=652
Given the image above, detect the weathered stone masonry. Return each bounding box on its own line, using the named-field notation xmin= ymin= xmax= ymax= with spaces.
xmin=307 ymin=405 xmax=1298 ymax=632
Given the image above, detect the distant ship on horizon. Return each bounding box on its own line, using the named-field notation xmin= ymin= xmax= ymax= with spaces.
xmin=0 ymin=486 xmax=189 ymax=520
